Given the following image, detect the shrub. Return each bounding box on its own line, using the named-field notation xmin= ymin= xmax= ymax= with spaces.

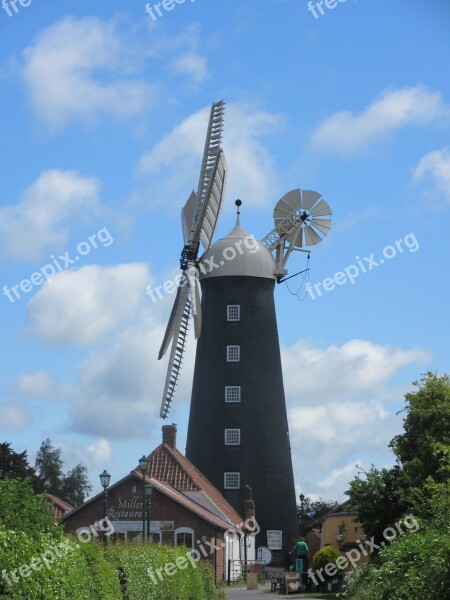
xmin=0 ymin=480 xmax=221 ymax=599
xmin=106 ymin=541 xmax=220 ymax=600
xmin=0 ymin=478 xmax=60 ymax=540
xmin=312 ymin=545 xmax=342 ymax=573
xmin=339 ymin=518 xmax=450 ymax=600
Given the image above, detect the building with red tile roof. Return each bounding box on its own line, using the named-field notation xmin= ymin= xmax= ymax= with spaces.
xmin=62 ymin=425 xmax=257 ymax=581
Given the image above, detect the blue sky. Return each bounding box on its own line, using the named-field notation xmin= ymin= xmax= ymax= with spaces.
xmin=1 ymin=0 xmax=449 ymax=503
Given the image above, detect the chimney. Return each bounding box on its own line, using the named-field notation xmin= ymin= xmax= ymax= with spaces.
xmin=244 ymin=485 xmax=255 ymax=519
xmin=162 ymin=424 xmax=177 ymax=449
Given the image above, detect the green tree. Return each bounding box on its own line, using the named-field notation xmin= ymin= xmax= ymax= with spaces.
xmin=35 ymin=439 xmax=92 ymax=506
xmin=390 ymin=372 xmax=450 ymax=488
xmin=0 ymin=442 xmax=43 ymax=491
xmin=346 ymin=465 xmax=408 ymax=543
xmin=61 ymin=463 xmax=92 ymax=507
xmin=297 ymin=497 xmax=339 ymax=535
xmin=35 ymin=438 xmax=64 ymax=495
xmin=347 ymin=373 xmax=450 ymax=541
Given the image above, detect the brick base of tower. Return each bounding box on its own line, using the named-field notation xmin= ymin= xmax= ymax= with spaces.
xmin=186 ymin=276 xmax=299 ymax=566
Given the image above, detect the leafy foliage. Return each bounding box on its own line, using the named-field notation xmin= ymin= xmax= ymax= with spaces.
xmin=346 ymin=465 xmax=408 ymax=543
xmin=0 ymin=442 xmax=42 ymax=492
xmin=347 ymin=373 xmax=450 ymax=543
xmin=297 ymin=497 xmax=339 ymax=535
xmin=312 ymin=546 xmax=342 ymax=573
xmin=0 ymin=479 xmax=221 ymax=599
xmin=0 ymin=478 xmax=59 ymax=540
xmin=35 ymin=438 xmax=92 ymax=506
xmin=390 ymin=372 xmax=450 ymax=487
xmin=35 ymin=439 xmax=64 ymax=493
xmin=340 ymin=510 xmax=450 ymax=600
xmin=107 ymin=541 xmax=218 ymax=600
xmin=342 ymin=373 xmax=450 ymax=600
xmin=60 ymin=463 xmax=92 ymax=507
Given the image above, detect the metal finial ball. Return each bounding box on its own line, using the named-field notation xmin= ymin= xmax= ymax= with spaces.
xmin=235 ymin=199 xmax=242 ymax=207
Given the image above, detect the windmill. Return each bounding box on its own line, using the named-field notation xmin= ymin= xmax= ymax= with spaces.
xmin=158 ymin=101 xmax=332 ymax=564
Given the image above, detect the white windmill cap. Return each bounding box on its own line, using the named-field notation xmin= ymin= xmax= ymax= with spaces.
xmin=199 ymin=214 xmax=276 ymax=280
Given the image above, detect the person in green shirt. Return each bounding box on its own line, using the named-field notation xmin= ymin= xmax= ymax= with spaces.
xmin=290 ymin=538 xmax=309 ymax=572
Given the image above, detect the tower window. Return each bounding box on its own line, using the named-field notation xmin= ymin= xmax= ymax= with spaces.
xmin=227 ymin=305 xmax=240 ymax=321
xmin=227 ymin=345 xmax=240 ymax=362
xmin=224 ymin=472 xmax=240 ymax=489
xmin=225 ymin=429 xmax=241 ymax=445
xmin=267 ymin=530 xmax=283 ymax=550
xmin=225 ymin=386 xmax=241 ymax=403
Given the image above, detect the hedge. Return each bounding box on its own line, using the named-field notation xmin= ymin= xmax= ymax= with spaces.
xmin=0 ymin=479 xmax=221 ymax=599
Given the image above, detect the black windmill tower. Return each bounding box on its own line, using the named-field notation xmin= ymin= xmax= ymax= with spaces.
xmin=158 ymin=101 xmax=332 ymax=564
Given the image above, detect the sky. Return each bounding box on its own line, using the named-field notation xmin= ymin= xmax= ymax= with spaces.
xmin=0 ymin=0 xmax=449 ymax=504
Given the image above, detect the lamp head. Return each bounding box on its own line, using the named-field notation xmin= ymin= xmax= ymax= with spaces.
xmin=99 ymin=470 xmax=111 ymax=489
xmin=139 ymin=455 xmax=149 ymax=472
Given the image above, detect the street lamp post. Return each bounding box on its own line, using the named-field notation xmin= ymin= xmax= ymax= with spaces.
xmin=138 ymin=455 xmax=149 ymax=541
xmin=99 ymin=470 xmax=111 ymax=546
xmin=299 ymin=493 xmax=306 ymax=537
xmin=145 ymin=483 xmax=153 ymax=541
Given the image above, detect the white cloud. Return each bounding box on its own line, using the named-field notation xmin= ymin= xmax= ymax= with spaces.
xmin=23 ymin=17 xmax=154 ymax=130
xmin=311 ymin=86 xmax=449 ymax=156
xmin=87 ymin=439 xmax=113 ymax=466
xmin=10 ymin=370 xmax=73 ymax=399
xmin=0 ymin=170 xmax=100 ymax=262
xmin=51 ymin=438 xmax=113 ymax=481
xmin=170 ymin=52 xmax=208 ymax=84
xmin=412 ymin=147 xmax=450 ymax=208
xmin=26 ymin=263 xmax=150 ymax=346
xmin=70 ymin=319 xmax=195 ymax=438
xmin=137 ymin=102 xmax=283 ymax=212
xmin=0 ymin=403 xmax=32 ymax=431
xmin=19 ymin=258 xmax=195 ymax=438
xmin=317 ymin=461 xmax=362 ymax=500
xmin=282 ymin=339 xmax=430 ymax=403
xmin=282 ymin=338 xmax=430 ymax=499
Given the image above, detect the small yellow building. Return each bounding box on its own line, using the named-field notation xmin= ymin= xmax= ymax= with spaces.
xmin=320 ymin=501 xmax=368 ymax=566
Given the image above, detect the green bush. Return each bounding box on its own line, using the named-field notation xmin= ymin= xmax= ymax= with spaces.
xmin=79 ymin=541 xmax=122 ymax=600
xmin=0 ymin=478 xmax=60 ymax=540
xmin=312 ymin=545 xmax=343 ymax=573
xmin=340 ymin=519 xmax=450 ymax=600
xmin=0 ymin=479 xmax=221 ymax=599
xmin=106 ymin=541 xmax=219 ymax=600
xmin=0 ymin=526 xmax=93 ymax=599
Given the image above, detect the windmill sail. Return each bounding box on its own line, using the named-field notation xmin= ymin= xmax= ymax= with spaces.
xmin=158 ymin=101 xmax=227 ymax=419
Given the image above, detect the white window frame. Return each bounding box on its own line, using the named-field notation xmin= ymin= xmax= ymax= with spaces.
xmin=227 ymin=345 xmax=240 ymax=362
xmin=224 ymin=472 xmax=240 ymax=489
xmin=267 ymin=530 xmax=283 ymax=550
xmin=225 ymin=386 xmax=241 ymax=403
xmin=175 ymin=527 xmax=194 ymax=550
xmin=227 ymin=305 xmax=240 ymax=322
xmin=225 ymin=429 xmax=241 ymax=445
